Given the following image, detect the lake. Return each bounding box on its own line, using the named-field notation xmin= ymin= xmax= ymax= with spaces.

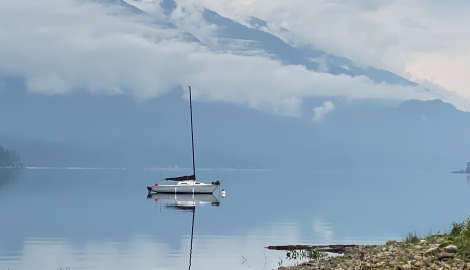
xmin=1 ymin=168 xmax=470 ymax=269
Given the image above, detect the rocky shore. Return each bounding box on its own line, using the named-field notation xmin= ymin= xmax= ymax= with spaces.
xmin=277 ymin=235 xmax=470 ymax=270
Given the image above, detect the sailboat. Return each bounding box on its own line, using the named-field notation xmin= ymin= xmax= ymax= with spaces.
xmin=147 ymin=86 xmax=221 ymax=194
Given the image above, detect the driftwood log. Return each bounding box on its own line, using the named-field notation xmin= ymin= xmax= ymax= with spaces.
xmin=265 ymin=244 xmax=374 ymax=254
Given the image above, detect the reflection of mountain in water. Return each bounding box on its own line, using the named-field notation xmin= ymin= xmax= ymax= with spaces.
xmin=0 ymin=169 xmax=20 ymax=191
xmin=147 ymin=193 xmax=221 ymax=270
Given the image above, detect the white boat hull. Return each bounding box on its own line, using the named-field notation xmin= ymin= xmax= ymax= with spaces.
xmin=147 ymin=182 xmax=219 ymax=194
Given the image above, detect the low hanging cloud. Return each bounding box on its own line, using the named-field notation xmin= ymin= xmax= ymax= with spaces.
xmin=183 ymin=0 xmax=470 ymax=103
xmin=0 ymin=0 xmax=458 ymax=118
xmin=312 ymin=101 xmax=335 ymax=123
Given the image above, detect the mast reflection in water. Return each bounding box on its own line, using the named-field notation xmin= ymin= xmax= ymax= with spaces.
xmin=147 ymin=193 xmax=221 ymax=269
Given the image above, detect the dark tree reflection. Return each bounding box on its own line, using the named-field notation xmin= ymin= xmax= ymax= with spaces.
xmin=0 ymin=169 xmax=21 ymax=191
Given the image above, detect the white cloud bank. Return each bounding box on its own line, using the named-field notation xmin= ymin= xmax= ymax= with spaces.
xmin=178 ymin=0 xmax=470 ymax=105
xmin=0 ymin=0 xmax=466 ymax=118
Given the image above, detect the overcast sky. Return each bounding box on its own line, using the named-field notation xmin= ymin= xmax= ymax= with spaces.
xmin=1 ymin=0 xmax=468 ymax=116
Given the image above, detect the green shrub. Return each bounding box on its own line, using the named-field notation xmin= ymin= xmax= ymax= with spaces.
xmin=403 ymin=231 xmax=420 ymax=244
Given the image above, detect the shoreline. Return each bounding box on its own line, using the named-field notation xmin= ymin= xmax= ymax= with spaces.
xmin=277 ymin=237 xmax=467 ymax=270
xmin=275 ymin=217 xmax=470 ymax=270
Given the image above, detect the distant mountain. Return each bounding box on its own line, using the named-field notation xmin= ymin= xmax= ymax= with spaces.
xmin=0 ymin=84 xmax=263 ymax=169
xmin=0 ymin=133 xmax=261 ymax=169
xmin=0 ymin=83 xmax=469 ymax=171
xmin=0 ymin=0 xmax=467 ymax=171
xmin=153 ymin=0 xmax=425 ymax=88
xmin=96 ymin=0 xmax=428 ymax=89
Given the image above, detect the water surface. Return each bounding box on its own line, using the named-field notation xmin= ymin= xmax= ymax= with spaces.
xmin=1 ymin=168 xmax=469 ymax=269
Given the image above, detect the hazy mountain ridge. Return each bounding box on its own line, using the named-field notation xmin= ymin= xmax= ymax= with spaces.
xmin=160 ymin=0 xmax=423 ymax=87
xmin=93 ymin=0 xmax=427 ymax=88
xmin=0 ymin=0 xmax=468 ymax=171
xmin=1 ymin=83 xmax=469 ymax=171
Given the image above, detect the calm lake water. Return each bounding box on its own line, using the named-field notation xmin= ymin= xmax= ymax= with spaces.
xmin=1 ymin=168 xmax=470 ymax=269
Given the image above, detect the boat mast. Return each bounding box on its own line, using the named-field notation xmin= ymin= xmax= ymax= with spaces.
xmin=189 ymin=86 xmax=196 ymax=180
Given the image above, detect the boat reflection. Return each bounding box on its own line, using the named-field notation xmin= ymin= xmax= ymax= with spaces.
xmin=147 ymin=193 xmax=222 ymax=269
xmin=147 ymin=193 xmax=220 ymax=211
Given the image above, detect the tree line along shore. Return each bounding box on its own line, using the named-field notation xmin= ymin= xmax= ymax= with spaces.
xmin=0 ymin=145 xmax=24 ymax=169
